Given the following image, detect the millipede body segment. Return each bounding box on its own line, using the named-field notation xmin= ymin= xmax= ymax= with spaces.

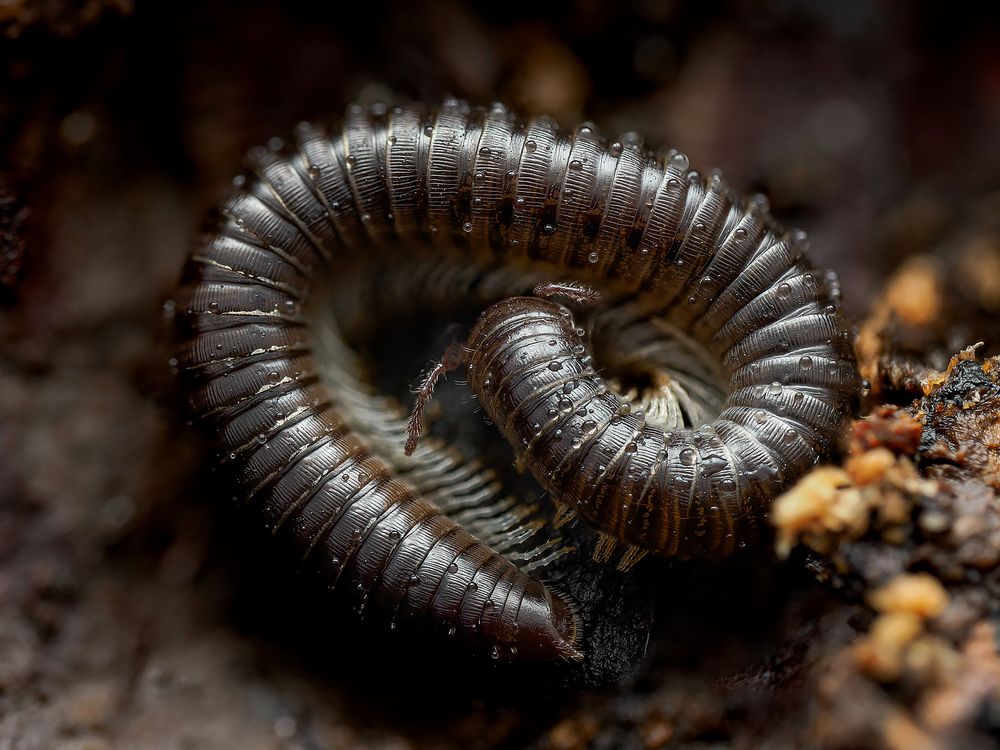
xmin=174 ymin=97 xmax=860 ymax=662
xmin=462 ymin=292 xmax=858 ymax=564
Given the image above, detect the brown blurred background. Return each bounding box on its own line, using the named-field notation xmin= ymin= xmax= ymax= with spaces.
xmin=1 ymin=1 xmax=999 ymax=748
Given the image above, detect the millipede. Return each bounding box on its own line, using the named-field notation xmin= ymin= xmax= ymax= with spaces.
xmin=173 ymin=97 xmax=861 ymax=664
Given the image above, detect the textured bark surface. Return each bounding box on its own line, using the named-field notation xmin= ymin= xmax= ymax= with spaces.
xmin=1 ymin=2 xmax=999 ymax=748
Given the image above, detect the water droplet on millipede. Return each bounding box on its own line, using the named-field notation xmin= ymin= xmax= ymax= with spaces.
xmin=799 ymin=355 xmax=813 ymax=370
xmin=208 ymin=301 xmax=220 ymax=314
xmin=524 ymin=139 xmax=537 ymax=153
xmin=447 ymin=562 xmax=459 ymax=574
xmin=669 ymin=152 xmax=689 ymax=170
xmin=345 ymin=154 xmax=357 ymax=168
xmin=751 ymin=193 xmax=770 ymax=213
xmin=462 ymin=221 xmax=474 ymax=233
xmin=548 ymin=361 xmax=563 ymax=371
xmin=679 ymin=448 xmax=696 ymax=465
xmin=791 ymin=228 xmax=810 ymax=251
xmin=587 ymin=251 xmax=599 ymax=263
xmin=568 ymin=159 xmax=583 ymax=171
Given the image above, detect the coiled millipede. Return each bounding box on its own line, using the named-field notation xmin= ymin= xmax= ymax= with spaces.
xmin=174 ymin=98 xmax=860 ymax=664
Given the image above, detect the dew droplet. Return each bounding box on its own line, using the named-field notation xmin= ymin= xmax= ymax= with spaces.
xmin=524 ymin=139 xmax=537 ymax=153
xmin=568 ymin=159 xmax=583 ymax=171
xmin=587 ymin=251 xmax=599 ymax=263
xmin=669 ymin=152 xmax=689 ymax=171
xmin=548 ymin=360 xmax=563 ymax=371
xmin=679 ymin=448 xmax=696 ymax=465
xmin=799 ymin=355 xmax=813 ymax=370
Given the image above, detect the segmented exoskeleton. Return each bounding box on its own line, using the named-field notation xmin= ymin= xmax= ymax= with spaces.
xmin=174 ymin=97 xmax=859 ymax=662
xmin=443 ymin=284 xmax=857 ymax=566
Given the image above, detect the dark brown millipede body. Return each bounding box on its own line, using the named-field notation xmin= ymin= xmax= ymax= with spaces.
xmin=453 ymin=286 xmax=858 ymax=563
xmin=174 ymin=97 xmax=860 ymax=662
